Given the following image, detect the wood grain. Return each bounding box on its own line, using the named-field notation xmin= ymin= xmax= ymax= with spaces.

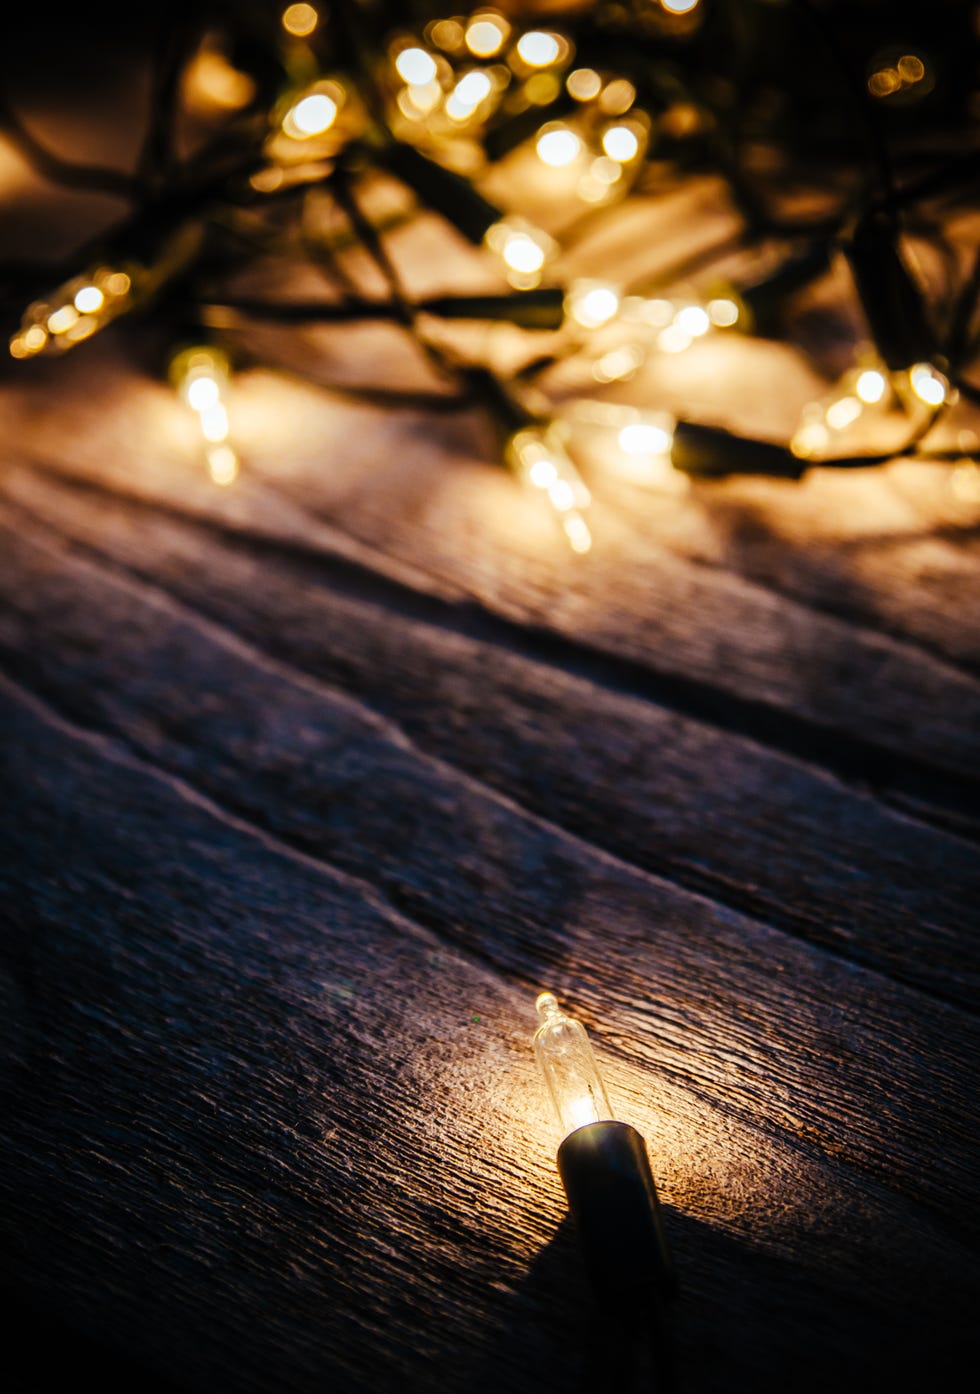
xmin=4 ymin=343 xmax=980 ymax=834
xmin=1 ymin=197 xmax=979 ymax=1394
xmin=1 ymin=488 xmax=977 ymax=1018
xmin=2 ymin=675 xmax=977 ymax=1394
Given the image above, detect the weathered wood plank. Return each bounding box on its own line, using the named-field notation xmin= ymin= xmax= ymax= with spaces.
xmin=0 ymin=515 xmax=975 ymax=1223
xmin=1 ymin=677 xmax=976 ymax=1394
xmin=639 ymin=463 xmax=980 ymax=678
xmin=2 ymin=482 xmax=978 ymax=1017
xmin=4 ymin=341 xmax=980 ymax=829
xmin=2 ymin=35 xmax=978 ymax=1394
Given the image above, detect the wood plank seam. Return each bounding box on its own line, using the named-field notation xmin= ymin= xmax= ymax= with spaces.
xmin=0 ymin=667 xmax=520 ymax=995
xmin=5 ymin=457 xmax=980 ymax=838
xmin=2 ymin=503 xmax=977 ymax=1015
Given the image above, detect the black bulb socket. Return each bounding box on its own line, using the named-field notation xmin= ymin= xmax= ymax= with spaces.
xmin=557 ymin=1119 xmax=676 ymax=1319
xmin=670 ymin=420 xmax=805 ymax=479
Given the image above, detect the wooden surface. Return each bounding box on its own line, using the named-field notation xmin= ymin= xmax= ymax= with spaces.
xmin=2 ymin=69 xmax=980 ymax=1392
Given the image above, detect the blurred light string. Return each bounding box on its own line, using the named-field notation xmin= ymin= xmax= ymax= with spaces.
xmin=2 ymin=0 xmax=977 ymax=549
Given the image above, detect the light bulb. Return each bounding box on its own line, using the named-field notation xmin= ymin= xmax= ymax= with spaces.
xmin=536 ymin=126 xmax=582 ymax=168
xmin=601 ymin=123 xmax=640 ymax=162
xmin=465 ymin=15 xmax=509 ymax=58
xmin=9 ymin=264 xmax=134 ymax=359
xmin=531 ymin=993 xmax=675 ymax=1318
xmin=534 ymin=992 xmax=612 ymax=1136
xmin=282 ymin=3 xmax=318 ymax=38
xmin=566 ymin=279 xmax=621 ymax=329
xmin=283 ymin=91 xmax=338 ymax=138
xmin=73 ymin=285 xmax=104 ymax=314
xmin=508 ymin=428 xmax=592 ymax=553
xmin=560 ymin=400 xmax=682 ymax=489
xmin=485 ymin=218 xmax=557 ymax=289
xmin=788 ymin=357 xmax=947 ymax=461
xmin=854 ymin=368 xmax=887 ymax=404
xmin=171 ymin=345 xmax=239 ymax=483
xmin=907 ymin=361 xmax=949 ymax=407
xmin=394 ymin=47 xmax=438 ymax=86
xmin=516 ymin=31 xmax=561 ymax=68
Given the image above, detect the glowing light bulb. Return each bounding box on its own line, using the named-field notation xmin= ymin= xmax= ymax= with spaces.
xmin=619 ymin=420 xmax=674 ymax=457
xmin=577 ymin=155 xmax=623 ymax=203
xmin=793 ymin=362 xmax=889 ymax=458
xmin=825 ymin=395 xmax=863 ymax=431
xmin=174 ymin=346 xmax=227 ymax=406
xmin=103 ymin=270 xmax=131 ymax=298
xmin=504 ymin=236 xmax=543 ymax=273
xmin=566 ymin=280 xmax=621 ymax=329
xmin=536 ymin=126 xmax=582 ymax=167
xmin=562 ymin=401 xmax=681 ymax=489
xmin=531 ymin=992 xmax=676 ymax=1311
xmin=399 ymin=78 xmax=442 ymax=119
xmin=184 ymin=47 xmax=256 ymax=113
xmin=517 ymin=32 xmax=561 ymax=67
xmin=47 ymin=305 xmax=79 ymax=335
xmin=567 ymin=68 xmax=601 ymax=101
xmin=452 ymin=69 xmax=493 ymax=110
xmin=908 ymin=362 xmax=949 ymax=407
xmin=662 ymin=0 xmax=700 ymax=13
xmin=855 ymin=369 xmax=887 ymax=404
xmin=707 ymin=297 xmax=739 ymax=328
xmin=599 ymin=79 xmax=636 ymax=116
xmin=172 ymin=345 xmax=239 ymax=481
xmin=791 ymin=413 xmax=831 ymax=461
xmin=657 ymin=322 xmax=692 ymax=354
xmin=592 ymin=344 xmax=644 ymax=382
xmin=283 ymin=91 xmax=338 ymax=138
xmin=282 ymin=3 xmax=318 ymax=37
xmin=206 ymin=444 xmax=239 ymax=485
xmin=601 ymin=124 xmax=640 ymax=162
xmin=395 ymin=47 xmax=438 ymax=86
xmin=200 ymin=402 xmax=230 ymax=442
xmin=465 ymin=15 xmax=509 ymax=57
xmin=534 ymin=993 xmax=612 ymax=1136
xmin=186 ymin=375 xmax=220 ymax=413
xmin=674 ymin=304 xmax=710 ymax=338
xmin=73 ymin=285 xmax=104 ymax=314
xmin=486 ymin=218 xmax=556 ymax=289
xmin=508 ymin=428 xmax=592 ymax=553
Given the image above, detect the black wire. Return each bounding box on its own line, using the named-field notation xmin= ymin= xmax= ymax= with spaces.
xmin=0 ymin=87 xmax=138 ymax=200
xmin=136 ymin=5 xmax=199 ymax=189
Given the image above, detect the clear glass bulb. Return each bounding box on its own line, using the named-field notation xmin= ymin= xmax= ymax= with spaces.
xmin=533 ymin=992 xmax=613 ymax=1137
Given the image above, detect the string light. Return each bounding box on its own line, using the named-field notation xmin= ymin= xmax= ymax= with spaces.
xmin=465 ymin=13 xmax=510 ymax=59
xmin=171 ymin=346 xmax=239 ymax=485
xmin=560 ymin=401 xmax=685 ymax=491
xmin=4 ymin=3 xmax=975 ymax=548
xmin=567 ymin=67 xmax=602 ymax=101
xmin=485 ymin=217 xmax=557 ymax=289
xmin=507 ymin=427 xmax=592 ymax=553
xmin=791 ymin=358 xmax=953 ymax=461
xmin=395 ymin=47 xmax=439 ymax=87
xmin=282 ymin=88 xmax=338 ymax=138
xmin=532 ymin=993 xmax=675 ymax=1316
xmin=516 ymin=32 xmax=563 ymax=69
xmin=535 ymin=124 xmax=583 ymax=168
xmin=566 ymin=279 xmax=622 ymax=329
xmin=282 ymin=4 xmax=319 ymax=39
xmin=9 ymin=267 xmax=132 ymax=359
